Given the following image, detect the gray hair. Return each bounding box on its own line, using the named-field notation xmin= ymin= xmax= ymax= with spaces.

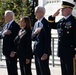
xmin=5 ymin=10 xmax=14 ymax=19
xmin=35 ymin=6 xmax=45 ymax=14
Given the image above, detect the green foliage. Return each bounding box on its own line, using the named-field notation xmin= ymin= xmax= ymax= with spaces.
xmin=0 ymin=0 xmax=33 ymax=28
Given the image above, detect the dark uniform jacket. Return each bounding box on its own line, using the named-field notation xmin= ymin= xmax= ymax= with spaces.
xmin=48 ymin=15 xmax=76 ymax=59
xmin=14 ymin=28 xmax=33 ymax=59
xmin=2 ymin=21 xmax=20 ymax=57
xmin=32 ymin=18 xmax=51 ymax=57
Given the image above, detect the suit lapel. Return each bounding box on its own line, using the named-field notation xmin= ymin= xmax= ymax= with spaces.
xmin=8 ymin=21 xmax=15 ymax=29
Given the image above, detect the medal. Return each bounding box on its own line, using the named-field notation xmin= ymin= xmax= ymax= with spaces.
xmin=67 ymin=31 xmax=69 ymax=34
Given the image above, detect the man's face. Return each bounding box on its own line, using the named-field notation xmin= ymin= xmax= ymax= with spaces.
xmin=35 ymin=8 xmax=43 ymax=20
xmin=61 ymin=7 xmax=72 ymax=16
xmin=4 ymin=13 xmax=12 ymax=23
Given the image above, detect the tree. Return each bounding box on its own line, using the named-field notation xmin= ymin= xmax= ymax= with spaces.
xmin=28 ymin=0 xmax=38 ymax=26
xmin=0 ymin=0 xmax=38 ymax=29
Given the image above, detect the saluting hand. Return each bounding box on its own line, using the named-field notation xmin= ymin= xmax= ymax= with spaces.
xmin=53 ymin=9 xmax=61 ymax=17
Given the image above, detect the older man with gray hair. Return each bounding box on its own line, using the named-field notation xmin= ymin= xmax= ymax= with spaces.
xmin=1 ymin=10 xmax=20 ymax=75
xmin=32 ymin=6 xmax=51 ymax=75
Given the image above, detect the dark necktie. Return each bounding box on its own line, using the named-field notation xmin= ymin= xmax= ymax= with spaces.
xmin=7 ymin=23 xmax=9 ymax=29
xmin=38 ymin=22 xmax=40 ymax=27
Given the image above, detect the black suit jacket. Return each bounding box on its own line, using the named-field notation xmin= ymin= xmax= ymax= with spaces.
xmin=14 ymin=28 xmax=33 ymax=59
xmin=48 ymin=15 xmax=76 ymax=59
xmin=32 ymin=18 xmax=51 ymax=57
xmin=2 ymin=21 xmax=20 ymax=57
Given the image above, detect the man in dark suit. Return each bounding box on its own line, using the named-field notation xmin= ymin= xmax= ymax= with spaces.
xmin=48 ymin=1 xmax=76 ymax=75
xmin=1 ymin=10 xmax=20 ymax=75
xmin=32 ymin=6 xmax=51 ymax=75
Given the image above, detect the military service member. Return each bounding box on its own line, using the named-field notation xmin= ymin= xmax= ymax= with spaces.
xmin=48 ymin=1 xmax=76 ymax=75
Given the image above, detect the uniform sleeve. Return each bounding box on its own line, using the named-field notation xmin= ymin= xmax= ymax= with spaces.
xmin=48 ymin=15 xmax=57 ymax=29
xmin=48 ymin=15 xmax=55 ymax=23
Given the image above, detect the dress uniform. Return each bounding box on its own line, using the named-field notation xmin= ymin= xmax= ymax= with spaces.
xmin=48 ymin=1 xmax=76 ymax=75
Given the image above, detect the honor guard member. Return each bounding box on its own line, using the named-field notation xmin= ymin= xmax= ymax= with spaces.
xmin=48 ymin=1 xmax=76 ymax=75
